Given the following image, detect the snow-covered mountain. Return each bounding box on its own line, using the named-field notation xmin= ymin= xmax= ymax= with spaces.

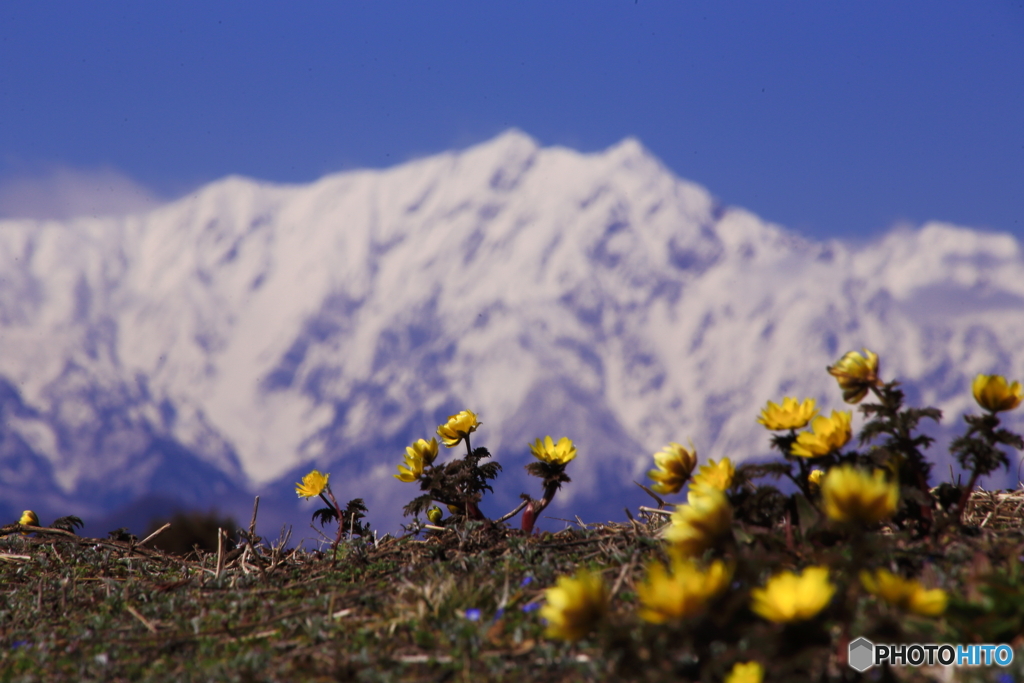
xmin=2 ymin=130 xmax=1022 ymax=537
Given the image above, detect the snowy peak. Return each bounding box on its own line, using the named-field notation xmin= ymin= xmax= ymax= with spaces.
xmin=0 ymin=131 xmax=1021 ymax=534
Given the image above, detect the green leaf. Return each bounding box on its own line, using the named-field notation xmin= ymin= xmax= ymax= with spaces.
xmin=793 ymin=493 xmax=820 ymax=537
xmin=732 ymin=526 xmax=755 ymax=546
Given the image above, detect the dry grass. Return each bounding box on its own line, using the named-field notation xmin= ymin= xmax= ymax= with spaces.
xmin=2 ymin=490 xmax=1023 ymax=682
xmin=959 ymin=484 xmax=1024 ymax=531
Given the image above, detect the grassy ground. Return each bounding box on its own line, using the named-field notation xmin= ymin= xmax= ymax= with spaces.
xmin=2 ymin=490 xmax=1023 ymax=682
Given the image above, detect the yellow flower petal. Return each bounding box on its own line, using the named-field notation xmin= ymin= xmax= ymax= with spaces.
xmin=757 ymin=397 xmax=818 ymax=430
xmin=436 ymin=410 xmax=480 ymax=448
xmin=295 ymin=470 xmax=329 ymax=498
xmin=647 ymin=442 xmax=698 ymax=495
xmin=539 ymin=569 xmax=608 ymax=641
xmin=724 ymin=661 xmax=764 ymax=683
xmin=790 ymin=411 xmax=852 ymax=458
xmin=637 ymin=557 xmax=732 ymax=624
xmin=805 ymin=468 xmax=826 ymax=497
xmin=750 ymin=566 xmax=835 ymax=623
xmin=663 ymin=486 xmax=733 ymax=556
xmin=394 ymin=437 xmax=439 ymax=482
xmin=690 ymin=457 xmax=734 ymax=492
xmin=860 ymin=568 xmax=947 ymax=617
xmin=529 ymin=436 xmax=577 ymax=465
xmin=821 ymin=465 xmax=898 ymax=525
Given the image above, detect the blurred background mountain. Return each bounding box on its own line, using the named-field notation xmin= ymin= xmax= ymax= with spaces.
xmin=1 ymin=132 xmax=1021 ymax=540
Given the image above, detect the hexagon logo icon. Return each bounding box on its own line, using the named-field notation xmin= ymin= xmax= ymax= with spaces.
xmin=848 ymin=637 xmax=875 ymax=672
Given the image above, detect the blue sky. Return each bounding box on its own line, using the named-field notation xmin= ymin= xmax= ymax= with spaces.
xmin=1 ymin=2 xmax=1021 ymax=240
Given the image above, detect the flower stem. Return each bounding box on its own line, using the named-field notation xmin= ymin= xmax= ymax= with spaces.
xmin=322 ymin=485 xmax=345 ymax=554
xmin=522 ymin=480 xmax=561 ymax=533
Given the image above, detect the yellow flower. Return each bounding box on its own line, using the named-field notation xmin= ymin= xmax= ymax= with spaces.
xmin=828 ymin=348 xmax=880 ymax=403
xmin=663 ymin=486 xmax=733 ymax=556
xmin=690 ymin=457 xmax=735 ymax=492
xmin=426 ymin=506 xmax=443 ymax=524
xmin=972 ymin=374 xmax=1023 ymax=413
xmin=790 ymin=410 xmax=852 ymax=458
xmin=807 ymin=469 xmax=825 ymax=495
xmin=636 ymin=556 xmax=732 ymax=624
xmin=17 ymin=510 xmax=38 ymax=536
xmin=647 ymin=442 xmax=698 ymax=495
xmin=529 ymin=436 xmax=577 ymax=466
xmin=539 ymin=568 xmax=608 ymax=641
xmin=394 ymin=437 xmax=439 ymax=482
xmin=750 ymin=566 xmax=835 ymax=623
xmin=757 ymin=397 xmax=818 ymax=430
xmin=19 ymin=510 xmax=39 ymax=526
xmin=821 ymin=465 xmax=898 ymax=525
xmin=724 ymin=661 xmax=765 ymax=683
xmin=295 ymin=470 xmax=329 ymax=498
xmin=860 ymin=568 xmax=948 ymax=617
xmin=436 ymin=410 xmax=480 ymax=448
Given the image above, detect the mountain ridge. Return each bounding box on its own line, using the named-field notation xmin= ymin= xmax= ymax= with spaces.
xmin=1 ymin=130 xmax=1021 ymax=535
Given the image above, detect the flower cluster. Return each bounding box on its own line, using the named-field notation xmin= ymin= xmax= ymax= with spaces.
xmin=382 ymin=409 xmax=580 ymax=531
xmin=392 ymin=409 xmax=499 ymax=522
xmin=282 ymin=345 xmax=1021 ymax=681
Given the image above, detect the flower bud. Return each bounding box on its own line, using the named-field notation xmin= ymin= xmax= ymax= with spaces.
xmin=426 ymin=507 xmax=443 ymax=524
xmin=972 ymin=374 xmax=1023 ymax=413
xmin=827 ymin=349 xmax=880 ymax=403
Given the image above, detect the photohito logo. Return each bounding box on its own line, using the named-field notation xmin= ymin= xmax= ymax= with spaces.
xmin=848 ymin=637 xmax=1015 ymax=672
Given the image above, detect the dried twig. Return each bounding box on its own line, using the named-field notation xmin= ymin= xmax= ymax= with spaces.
xmin=495 ymin=499 xmax=530 ymax=524
xmin=139 ymin=523 xmax=171 ymax=547
xmin=638 ymin=506 xmax=672 ymax=517
xmin=634 ymin=481 xmax=666 ymax=508
xmin=215 ymin=529 xmax=226 ymax=580
xmin=125 ymin=604 xmax=158 ymax=634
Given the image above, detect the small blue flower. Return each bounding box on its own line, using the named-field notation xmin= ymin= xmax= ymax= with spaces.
xmin=464 ymin=608 xmax=481 ymax=621
xmin=11 ymin=640 xmax=30 ymax=650
xmin=520 ymin=576 xmax=533 ymax=587
xmin=494 ymin=608 xmax=505 ymax=620
xmin=521 ymin=602 xmax=541 ymax=613
xmin=996 ymin=674 xmax=1013 ymax=683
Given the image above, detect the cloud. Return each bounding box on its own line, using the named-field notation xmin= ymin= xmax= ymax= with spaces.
xmin=0 ymin=165 xmax=165 ymax=221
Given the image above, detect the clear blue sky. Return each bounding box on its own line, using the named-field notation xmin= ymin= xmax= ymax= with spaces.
xmin=1 ymin=2 xmax=1021 ymax=240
